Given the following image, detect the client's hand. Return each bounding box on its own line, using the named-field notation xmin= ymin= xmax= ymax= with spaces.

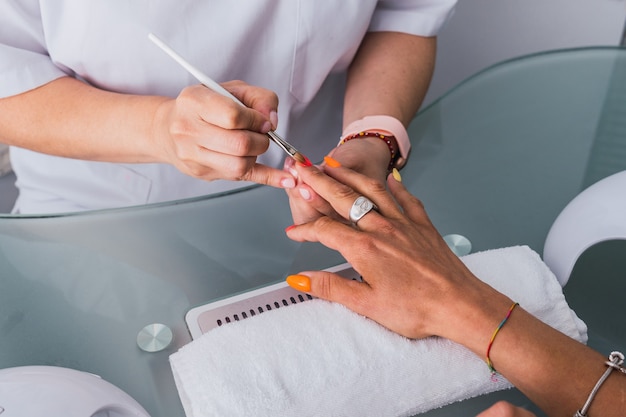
xmin=283 ymin=163 xmax=626 ymax=417
xmin=283 ymin=156 xmax=345 ymax=225
xmin=284 ymin=161 xmax=513 ymax=344
xmin=284 ymin=136 xmax=392 ymax=224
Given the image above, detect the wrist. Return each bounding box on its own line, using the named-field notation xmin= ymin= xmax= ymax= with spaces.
xmin=433 ymin=282 xmax=515 ymax=357
xmin=340 ymin=115 xmax=411 ymax=169
xmin=328 ymin=136 xmax=390 ymax=180
xmin=339 ymin=131 xmax=398 ymax=172
xmin=149 ymin=98 xmax=176 ymax=163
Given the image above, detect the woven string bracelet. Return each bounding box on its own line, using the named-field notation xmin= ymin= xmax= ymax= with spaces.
xmin=575 ymin=351 xmax=625 ymax=417
xmin=339 ymin=131 xmax=399 ymax=171
xmin=486 ymin=302 xmax=519 ymax=379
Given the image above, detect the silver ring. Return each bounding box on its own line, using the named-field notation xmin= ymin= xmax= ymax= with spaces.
xmin=349 ymin=196 xmax=377 ymax=225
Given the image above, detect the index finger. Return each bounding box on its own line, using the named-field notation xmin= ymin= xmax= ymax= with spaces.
xmin=285 ymin=216 xmax=366 ymax=264
xmin=242 ymin=163 xmax=297 ymax=189
xmin=197 ymin=89 xmax=273 ymax=133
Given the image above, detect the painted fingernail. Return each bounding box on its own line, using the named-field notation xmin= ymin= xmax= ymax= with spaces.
xmin=323 ymin=155 xmax=341 ymax=168
xmin=392 ymin=168 xmax=402 ymax=182
xmin=299 ymin=187 xmax=311 ymax=200
xmin=270 ymin=111 xmax=278 ymax=130
xmin=287 ymin=167 xmax=298 ymax=178
xmin=281 ymin=177 xmax=296 ymax=189
xmin=285 ymin=224 xmax=297 ymax=233
xmin=299 ymin=155 xmax=313 ymax=167
xmin=286 ymin=274 xmax=311 ymax=292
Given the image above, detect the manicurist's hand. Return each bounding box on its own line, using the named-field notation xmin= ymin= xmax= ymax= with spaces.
xmin=283 ymin=161 xmax=512 ymax=342
xmin=152 ymin=80 xmax=295 ymax=188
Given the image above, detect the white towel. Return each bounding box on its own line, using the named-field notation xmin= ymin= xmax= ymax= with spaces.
xmin=170 ymin=245 xmax=587 ymax=417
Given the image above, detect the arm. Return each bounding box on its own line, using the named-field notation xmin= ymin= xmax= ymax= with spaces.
xmin=0 ymin=76 xmax=295 ymax=187
xmin=284 ymin=162 xmax=626 ymax=417
xmin=287 ymin=32 xmax=435 ymax=223
xmin=336 ymin=31 xmax=435 ymax=179
xmin=344 ymin=31 xmax=435 ymax=128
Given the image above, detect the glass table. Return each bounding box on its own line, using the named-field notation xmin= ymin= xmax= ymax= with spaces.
xmin=1 ymin=47 xmax=626 ymax=417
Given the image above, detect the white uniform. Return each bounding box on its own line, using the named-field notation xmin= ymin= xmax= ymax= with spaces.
xmin=0 ymin=0 xmax=456 ymax=213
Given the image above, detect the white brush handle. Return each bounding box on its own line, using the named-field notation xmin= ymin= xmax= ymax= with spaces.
xmin=148 ymin=32 xmax=304 ymax=161
xmin=148 ymin=33 xmax=244 ymax=107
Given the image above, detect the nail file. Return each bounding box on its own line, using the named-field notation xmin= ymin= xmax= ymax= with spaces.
xmin=185 ymin=263 xmax=361 ymax=339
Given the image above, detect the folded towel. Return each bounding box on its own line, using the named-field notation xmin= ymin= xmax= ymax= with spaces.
xmin=170 ymin=245 xmax=587 ymax=417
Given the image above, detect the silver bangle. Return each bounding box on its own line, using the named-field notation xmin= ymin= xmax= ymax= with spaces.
xmin=574 ymin=351 xmax=625 ymax=417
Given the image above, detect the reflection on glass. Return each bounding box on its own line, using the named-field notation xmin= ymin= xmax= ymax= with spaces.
xmin=1 ymin=47 xmax=626 ymax=417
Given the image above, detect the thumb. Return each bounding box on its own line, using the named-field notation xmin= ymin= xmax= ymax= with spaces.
xmin=243 ymin=163 xmax=296 ymax=189
xmin=286 ymin=270 xmax=369 ymax=312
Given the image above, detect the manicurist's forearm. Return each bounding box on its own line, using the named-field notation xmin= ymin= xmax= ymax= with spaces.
xmin=343 ymin=31 xmax=436 ymax=128
xmin=0 ymin=76 xmax=168 ymax=162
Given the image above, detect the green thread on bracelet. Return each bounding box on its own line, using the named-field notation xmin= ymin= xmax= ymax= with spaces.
xmin=486 ymin=302 xmax=519 ymax=378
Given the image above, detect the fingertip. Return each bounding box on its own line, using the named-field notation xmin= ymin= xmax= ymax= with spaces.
xmin=261 ymin=120 xmax=272 ymax=134
xmin=323 ymin=155 xmax=341 ymax=168
xmin=391 ymin=168 xmax=402 ymax=182
xmin=280 ymin=177 xmax=296 ymax=189
xmin=387 ymin=170 xmax=407 ymax=194
xmin=295 ymin=153 xmax=313 ymax=167
xmin=298 ymin=186 xmax=312 ymax=201
xmin=286 ymin=274 xmax=311 ymax=292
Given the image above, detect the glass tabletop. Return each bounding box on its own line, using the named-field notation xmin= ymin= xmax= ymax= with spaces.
xmin=1 ymin=47 xmax=626 ymax=417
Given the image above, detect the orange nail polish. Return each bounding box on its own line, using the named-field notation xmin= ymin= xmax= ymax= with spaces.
xmin=286 ymin=274 xmax=311 ymax=292
xmin=323 ymin=155 xmax=341 ymax=168
xmin=285 ymin=224 xmax=297 ymax=233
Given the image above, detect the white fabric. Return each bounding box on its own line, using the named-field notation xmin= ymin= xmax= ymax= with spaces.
xmin=0 ymin=0 xmax=456 ymax=214
xmin=0 ymin=144 xmax=11 ymax=177
xmin=169 ymin=246 xmax=588 ymax=417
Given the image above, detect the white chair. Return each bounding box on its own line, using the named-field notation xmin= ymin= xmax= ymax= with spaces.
xmin=543 ymin=170 xmax=626 ymax=287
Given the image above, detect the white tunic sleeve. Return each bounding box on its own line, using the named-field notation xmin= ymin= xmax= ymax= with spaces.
xmin=0 ymin=1 xmax=69 ymax=98
xmin=370 ymin=0 xmax=457 ymax=36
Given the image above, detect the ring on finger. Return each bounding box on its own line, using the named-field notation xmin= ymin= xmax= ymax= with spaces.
xmin=349 ymin=196 xmax=378 ymax=225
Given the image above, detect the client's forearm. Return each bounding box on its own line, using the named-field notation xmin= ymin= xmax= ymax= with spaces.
xmin=454 ymin=296 xmax=625 ymax=417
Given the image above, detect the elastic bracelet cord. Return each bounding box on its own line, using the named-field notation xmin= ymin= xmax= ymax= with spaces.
xmin=486 ymin=302 xmax=519 ymax=379
xmin=339 ymin=131 xmax=399 ymax=172
xmin=339 ymin=115 xmax=411 ymax=169
xmin=575 ymin=351 xmax=625 ymax=417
